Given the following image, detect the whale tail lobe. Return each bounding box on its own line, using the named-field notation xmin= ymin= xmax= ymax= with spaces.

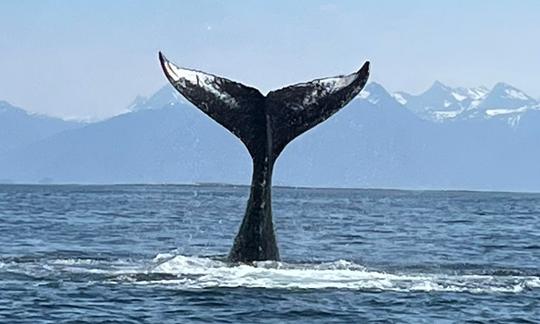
xmin=159 ymin=52 xmax=370 ymax=262
xmin=159 ymin=52 xmax=369 ymax=159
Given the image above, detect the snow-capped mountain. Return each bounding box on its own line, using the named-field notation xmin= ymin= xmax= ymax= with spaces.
xmin=126 ymin=84 xmax=188 ymax=112
xmin=395 ymin=81 xmax=538 ymax=125
xmin=358 ymin=82 xmax=404 ymax=108
xmin=395 ymin=81 xmax=470 ymax=121
xmin=1 ymin=81 xmax=539 ymax=191
xmin=464 ymin=82 xmax=539 ymax=125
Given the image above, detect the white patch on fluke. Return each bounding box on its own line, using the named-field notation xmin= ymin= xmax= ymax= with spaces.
xmin=316 ymin=74 xmax=357 ymax=94
xmin=299 ymin=74 xmax=357 ymax=107
xmin=163 ymin=58 xmax=239 ymax=108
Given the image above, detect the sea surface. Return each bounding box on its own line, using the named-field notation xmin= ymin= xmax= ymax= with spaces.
xmin=0 ymin=184 xmax=539 ymax=323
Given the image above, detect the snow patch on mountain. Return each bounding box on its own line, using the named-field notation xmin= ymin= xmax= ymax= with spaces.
xmin=504 ymin=88 xmax=529 ymax=100
xmin=397 ymin=81 xmax=537 ymax=126
xmin=485 ymin=107 xmax=528 ymax=117
xmin=392 ymin=93 xmax=407 ymax=105
xmin=451 ymin=92 xmax=467 ymax=101
xmin=127 ymin=85 xmax=188 ymax=113
xmin=358 ymin=90 xmax=370 ymax=99
xmin=434 ymin=110 xmax=460 ymax=120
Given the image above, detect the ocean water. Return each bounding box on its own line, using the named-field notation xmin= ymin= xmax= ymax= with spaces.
xmin=0 ymin=184 xmax=539 ymax=323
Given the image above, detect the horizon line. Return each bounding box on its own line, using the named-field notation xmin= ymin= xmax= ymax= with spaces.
xmin=0 ymin=181 xmax=539 ymax=195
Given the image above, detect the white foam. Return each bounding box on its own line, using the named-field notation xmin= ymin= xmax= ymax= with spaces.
xmin=137 ymin=255 xmax=539 ymax=293
xmin=4 ymin=255 xmax=538 ymax=294
xmin=50 ymin=258 xmax=101 ymax=265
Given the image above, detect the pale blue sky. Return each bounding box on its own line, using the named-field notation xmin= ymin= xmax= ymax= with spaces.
xmin=1 ymin=0 xmax=539 ymax=120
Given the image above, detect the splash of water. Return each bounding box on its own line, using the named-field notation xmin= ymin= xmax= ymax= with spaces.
xmin=2 ymin=254 xmax=539 ymax=293
xmin=131 ymin=254 xmax=540 ymax=293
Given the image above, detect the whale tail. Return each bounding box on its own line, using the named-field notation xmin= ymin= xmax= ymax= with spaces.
xmin=159 ymin=52 xmax=369 ymax=159
xmin=159 ymin=52 xmax=370 ymax=262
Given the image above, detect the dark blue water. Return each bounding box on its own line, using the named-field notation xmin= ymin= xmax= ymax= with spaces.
xmin=1 ymin=185 xmax=539 ymax=323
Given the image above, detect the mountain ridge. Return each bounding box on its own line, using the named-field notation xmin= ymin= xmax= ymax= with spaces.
xmin=1 ymin=82 xmax=538 ymax=191
xmin=0 ymin=100 xmax=83 ymax=154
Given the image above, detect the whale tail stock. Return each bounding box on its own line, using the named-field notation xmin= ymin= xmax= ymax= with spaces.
xmin=159 ymin=52 xmax=370 ymax=262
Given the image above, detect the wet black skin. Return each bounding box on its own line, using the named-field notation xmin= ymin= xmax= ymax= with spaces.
xmin=159 ymin=52 xmax=370 ymax=263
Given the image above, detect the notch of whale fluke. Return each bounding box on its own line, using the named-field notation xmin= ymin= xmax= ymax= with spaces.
xmin=159 ymin=51 xmax=370 ymax=263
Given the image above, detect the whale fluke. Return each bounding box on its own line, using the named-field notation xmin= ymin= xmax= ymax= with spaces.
xmin=159 ymin=52 xmax=370 ymax=262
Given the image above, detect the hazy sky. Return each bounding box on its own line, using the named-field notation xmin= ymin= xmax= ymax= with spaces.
xmin=1 ymin=0 xmax=539 ymax=120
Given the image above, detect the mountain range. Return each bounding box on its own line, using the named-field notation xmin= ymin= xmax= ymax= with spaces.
xmin=1 ymin=81 xmax=539 ymax=191
xmin=394 ymin=81 xmax=539 ymax=124
xmin=0 ymin=101 xmax=81 ymax=154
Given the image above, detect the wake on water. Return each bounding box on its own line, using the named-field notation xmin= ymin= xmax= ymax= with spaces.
xmin=2 ymin=253 xmax=539 ymax=294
